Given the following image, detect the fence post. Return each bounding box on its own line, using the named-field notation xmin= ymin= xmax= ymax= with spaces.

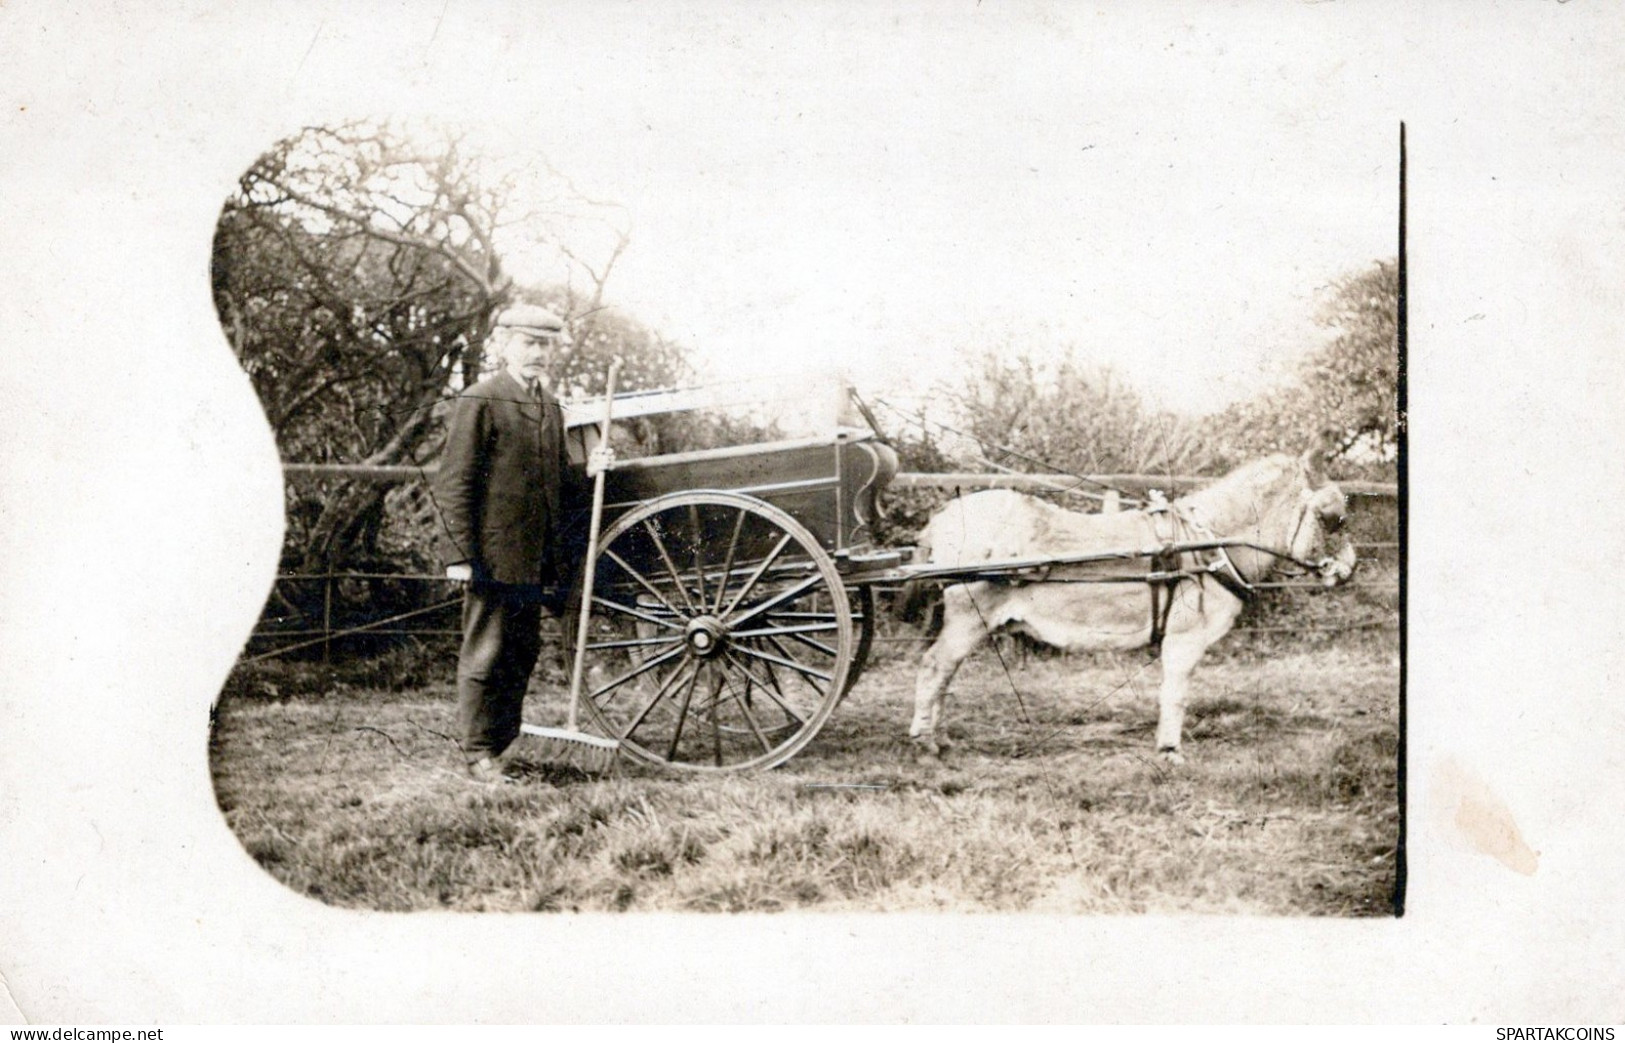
xmin=1101 ymin=490 xmax=1120 ymax=514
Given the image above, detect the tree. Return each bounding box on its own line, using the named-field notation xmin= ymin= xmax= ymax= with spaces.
xmin=1304 ymin=258 xmax=1400 ymax=463
xmin=942 ymin=343 xmax=1220 ymax=481
xmin=211 ymin=120 xmax=645 ymax=578
xmin=1206 ymin=258 xmax=1399 ymax=475
xmin=213 ymin=122 xmax=507 ymax=575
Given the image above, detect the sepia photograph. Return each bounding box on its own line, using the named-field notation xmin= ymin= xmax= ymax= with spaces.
xmin=206 ymin=107 xmax=1399 ymax=915
xmin=4 ymin=0 xmax=1623 ymax=1025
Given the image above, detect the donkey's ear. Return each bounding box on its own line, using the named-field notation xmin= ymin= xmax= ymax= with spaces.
xmin=1301 ymin=446 xmax=1330 ymax=488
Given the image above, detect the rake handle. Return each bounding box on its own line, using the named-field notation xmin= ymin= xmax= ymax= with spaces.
xmin=565 ymin=357 xmax=622 ymax=732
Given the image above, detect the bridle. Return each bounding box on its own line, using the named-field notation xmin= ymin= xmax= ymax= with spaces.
xmin=1177 ymin=494 xmax=1347 ymax=592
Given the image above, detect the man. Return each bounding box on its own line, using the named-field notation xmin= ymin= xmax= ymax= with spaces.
xmin=434 ymin=304 xmax=611 ymax=782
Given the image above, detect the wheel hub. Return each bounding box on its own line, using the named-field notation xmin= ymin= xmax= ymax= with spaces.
xmin=685 ymin=615 xmax=728 ymax=658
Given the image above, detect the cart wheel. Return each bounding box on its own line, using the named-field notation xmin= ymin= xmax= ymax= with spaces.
xmin=786 ymin=584 xmax=871 ymax=702
xmin=568 ymin=491 xmax=854 ymax=772
xmin=840 ymin=587 xmax=874 ymax=702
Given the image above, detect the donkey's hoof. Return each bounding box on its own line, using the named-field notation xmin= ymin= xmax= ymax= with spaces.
xmin=1157 ymin=747 xmax=1186 ymax=767
xmin=911 ymin=738 xmax=945 ymax=766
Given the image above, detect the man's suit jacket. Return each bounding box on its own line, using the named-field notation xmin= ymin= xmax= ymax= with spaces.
xmin=434 ymin=369 xmax=585 ymax=587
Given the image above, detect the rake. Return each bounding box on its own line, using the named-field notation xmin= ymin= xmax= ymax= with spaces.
xmin=521 ymin=357 xmax=623 ymax=773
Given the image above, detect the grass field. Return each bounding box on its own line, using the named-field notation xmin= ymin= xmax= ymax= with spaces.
xmin=209 ymin=642 xmax=1400 ymax=915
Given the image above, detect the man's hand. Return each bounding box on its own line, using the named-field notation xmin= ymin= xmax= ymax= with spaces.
xmin=586 ymin=445 xmax=616 ymax=478
xmin=445 ymin=563 xmax=474 ymax=583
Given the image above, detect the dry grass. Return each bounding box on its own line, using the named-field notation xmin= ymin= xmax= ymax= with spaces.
xmin=209 ymin=644 xmax=1400 ymax=915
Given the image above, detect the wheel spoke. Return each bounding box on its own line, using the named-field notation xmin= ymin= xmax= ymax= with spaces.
xmin=618 ymin=659 xmax=700 ymax=742
xmin=764 ymin=631 xmax=838 ymax=693
xmin=729 ymin=620 xmax=840 ymax=641
xmin=600 ymin=547 xmax=688 ymax=622
xmin=709 ymin=668 xmax=724 ymax=767
xmin=764 ymin=622 xmax=841 ymax=659
xmin=720 ymin=533 xmax=796 ymax=617
xmin=664 ymin=664 xmax=703 ymax=761
xmin=585 ymin=632 xmax=685 ymax=652
xmin=715 ymin=665 xmax=774 ymax=754
xmin=592 ymin=593 xmax=686 ymax=632
xmin=585 ymin=643 xmax=687 ymax=708
xmin=735 ymin=611 xmax=842 ymax=659
xmin=642 ymin=517 xmax=699 ymax=614
xmin=687 ymin=503 xmax=708 ymax=608
xmin=724 ymin=574 xmax=824 ymax=629
xmin=711 ymin=508 xmax=750 ymax=613
xmin=776 ymin=636 xmax=839 ymax=703
xmin=754 ymin=649 xmax=790 ymax=703
xmin=722 ymin=649 xmax=808 ymax=727
xmin=730 ymin=641 xmax=834 ymax=684
xmin=791 ymin=628 xmax=841 ymax=657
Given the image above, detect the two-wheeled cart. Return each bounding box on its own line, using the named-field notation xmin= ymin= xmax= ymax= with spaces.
xmin=551 ymin=381 xmax=1335 ymax=772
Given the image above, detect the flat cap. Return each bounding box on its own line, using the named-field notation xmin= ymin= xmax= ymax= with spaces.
xmin=494 ymin=304 xmax=566 ymax=334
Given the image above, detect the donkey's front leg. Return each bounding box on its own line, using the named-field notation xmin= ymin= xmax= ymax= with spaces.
xmin=1154 ymin=632 xmax=1209 ymax=764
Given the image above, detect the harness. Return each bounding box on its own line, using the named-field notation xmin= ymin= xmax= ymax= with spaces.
xmin=1143 ymin=495 xmax=1183 ymax=658
xmin=929 ymin=492 xmax=1346 ymax=662
xmin=1142 ymin=493 xmax=1257 ymax=658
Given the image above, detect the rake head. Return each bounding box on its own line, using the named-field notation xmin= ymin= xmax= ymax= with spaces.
xmin=519 ymin=723 xmax=620 ymax=775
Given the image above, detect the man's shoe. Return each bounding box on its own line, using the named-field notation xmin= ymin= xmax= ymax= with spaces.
xmin=467 ymin=756 xmax=515 ymax=785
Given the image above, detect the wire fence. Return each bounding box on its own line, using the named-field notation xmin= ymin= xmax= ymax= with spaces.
xmin=247 ymin=552 xmax=1400 ymax=662
xmin=249 ymin=466 xmax=1400 ymax=664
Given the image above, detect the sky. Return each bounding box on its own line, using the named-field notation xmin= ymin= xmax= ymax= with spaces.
xmin=362 ymin=3 xmax=1399 ymax=416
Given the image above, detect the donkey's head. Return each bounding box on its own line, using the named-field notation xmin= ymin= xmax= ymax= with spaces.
xmin=1292 ymin=448 xmax=1358 ymax=587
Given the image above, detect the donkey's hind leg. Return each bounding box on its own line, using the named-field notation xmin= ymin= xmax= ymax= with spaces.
xmin=910 ymin=583 xmax=993 ymax=762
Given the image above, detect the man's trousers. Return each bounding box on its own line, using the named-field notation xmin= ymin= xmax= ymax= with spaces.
xmin=455 ymin=581 xmax=549 ymax=762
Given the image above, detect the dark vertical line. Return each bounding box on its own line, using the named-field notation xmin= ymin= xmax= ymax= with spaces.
xmin=1394 ymin=120 xmax=1409 ymax=918
xmin=322 ymin=570 xmax=333 ymax=666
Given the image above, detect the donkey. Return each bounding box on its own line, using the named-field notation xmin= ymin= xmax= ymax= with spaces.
xmin=907 ymin=452 xmax=1357 ymax=763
